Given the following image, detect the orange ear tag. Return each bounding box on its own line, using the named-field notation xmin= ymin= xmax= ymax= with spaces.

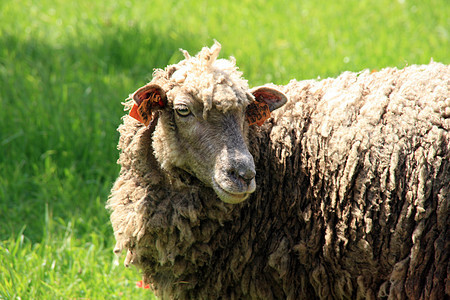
xmin=129 ymin=104 xmax=143 ymax=123
xmin=129 ymin=92 xmax=163 ymax=126
xmin=246 ymin=101 xmax=271 ymax=126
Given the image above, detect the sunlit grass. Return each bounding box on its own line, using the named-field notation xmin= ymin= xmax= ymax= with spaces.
xmin=0 ymin=0 xmax=447 ymax=298
xmin=0 ymin=207 xmax=153 ymax=299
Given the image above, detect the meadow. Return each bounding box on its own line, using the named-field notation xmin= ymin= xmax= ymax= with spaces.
xmin=0 ymin=0 xmax=448 ymax=298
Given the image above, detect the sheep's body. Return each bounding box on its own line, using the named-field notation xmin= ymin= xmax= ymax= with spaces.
xmin=108 ymin=47 xmax=449 ymax=300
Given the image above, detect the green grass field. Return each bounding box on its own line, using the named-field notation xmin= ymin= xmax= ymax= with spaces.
xmin=0 ymin=0 xmax=448 ymax=298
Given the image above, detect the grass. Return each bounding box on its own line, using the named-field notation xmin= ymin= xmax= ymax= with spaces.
xmin=0 ymin=0 xmax=448 ymax=298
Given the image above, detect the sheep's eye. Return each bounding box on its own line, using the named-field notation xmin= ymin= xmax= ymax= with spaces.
xmin=175 ymin=106 xmax=191 ymax=117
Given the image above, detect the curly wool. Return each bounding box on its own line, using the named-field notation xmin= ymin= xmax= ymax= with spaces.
xmin=150 ymin=43 xmax=250 ymax=117
xmin=107 ymin=61 xmax=449 ymax=299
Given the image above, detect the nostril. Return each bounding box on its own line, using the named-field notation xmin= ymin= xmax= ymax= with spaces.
xmin=238 ymin=168 xmax=256 ymax=183
xmin=228 ymin=167 xmax=255 ymax=185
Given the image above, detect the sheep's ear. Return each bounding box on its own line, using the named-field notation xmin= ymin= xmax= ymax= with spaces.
xmin=251 ymin=87 xmax=287 ymax=111
xmin=246 ymin=87 xmax=287 ymax=126
xmin=129 ymin=84 xmax=167 ymax=126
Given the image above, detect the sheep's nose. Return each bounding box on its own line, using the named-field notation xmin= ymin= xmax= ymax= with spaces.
xmin=238 ymin=167 xmax=256 ymax=184
xmin=228 ymin=163 xmax=256 ymax=187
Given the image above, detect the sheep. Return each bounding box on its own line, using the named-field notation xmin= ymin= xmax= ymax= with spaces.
xmin=107 ymin=41 xmax=449 ymax=299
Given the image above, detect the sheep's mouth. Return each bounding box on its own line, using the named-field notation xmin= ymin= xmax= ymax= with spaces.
xmin=211 ymin=179 xmax=251 ymax=204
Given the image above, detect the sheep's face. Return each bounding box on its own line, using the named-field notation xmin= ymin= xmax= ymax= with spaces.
xmin=132 ymin=83 xmax=286 ymax=204
xmin=169 ymin=91 xmax=255 ymax=204
xmin=129 ymin=42 xmax=287 ymax=203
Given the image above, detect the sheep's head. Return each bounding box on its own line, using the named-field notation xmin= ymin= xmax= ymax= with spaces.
xmin=129 ymin=41 xmax=286 ymax=203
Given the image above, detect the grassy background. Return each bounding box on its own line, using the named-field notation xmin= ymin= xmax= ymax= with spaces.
xmin=0 ymin=0 xmax=448 ymax=298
